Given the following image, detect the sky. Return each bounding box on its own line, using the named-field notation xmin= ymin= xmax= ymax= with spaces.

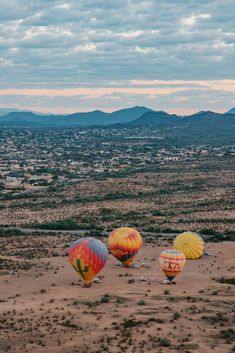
xmin=0 ymin=0 xmax=235 ymax=115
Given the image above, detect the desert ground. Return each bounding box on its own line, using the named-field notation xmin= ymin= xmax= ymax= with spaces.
xmin=0 ymin=158 xmax=234 ymax=234
xmin=1 ymin=234 xmax=234 ymax=353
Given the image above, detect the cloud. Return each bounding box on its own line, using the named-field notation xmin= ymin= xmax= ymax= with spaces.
xmin=182 ymin=14 xmax=211 ymax=26
xmin=0 ymin=0 xmax=234 ymax=113
xmin=0 ymin=80 xmax=234 ymax=115
xmin=73 ymin=43 xmax=97 ymax=53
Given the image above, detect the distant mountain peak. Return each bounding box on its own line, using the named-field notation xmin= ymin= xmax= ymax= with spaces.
xmin=90 ymin=109 xmax=104 ymax=114
xmin=129 ymin=110 xmax=179 ymax=126
xmin=0 ymin=107 xmax=49 ymax=116
xmin=227 ymin=107 xmax=235 ymax=114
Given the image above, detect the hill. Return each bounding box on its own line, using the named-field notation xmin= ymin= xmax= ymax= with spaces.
xmin=0 ymin=106 xmax=152 ymax=127
xmin=0 ymin=108 xmax=49 ymax=116
xmin=119 ymin=110 xmax=235 ymax=143
xmin=227 ymin=107 xmax=235 ymax=114
xmin=128 ymin=110 xmax=235 ymax=132
xmin=129 ymin=110 xmax=180 ymax=126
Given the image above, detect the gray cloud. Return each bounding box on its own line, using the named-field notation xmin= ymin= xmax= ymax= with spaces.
xmin=1 ymin=83 xmax=234 ymax=115
xmin=0 ymin=0 xmax=234 ymax=112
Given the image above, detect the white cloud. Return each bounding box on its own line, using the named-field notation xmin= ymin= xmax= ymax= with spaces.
xmin=24 ymin=26 xmax=74 ymax=39
xmin=0 ymin=58 xmax=13 ymax=66
xmin=182 ymin=13 xmax=211 ymax=26
xmin=73 ymin=43 xmax=97 ymax=52
xmin=213 ymin=41 xmax=234 ymax=49
xmin=118 ymin=30 xmax=143 ymax=38
xmin=134 ymin=46 xmax=158 ymax=54
xmin=55 ymin=3 xmax=71 ymax=9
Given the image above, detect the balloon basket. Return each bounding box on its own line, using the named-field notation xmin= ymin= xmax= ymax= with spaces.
xmin=160 ymin=279 xmax=176 ymax=285
xmin=82 ymin=282 xmax=92 ymax=288
xmin=130 ymin=263 xmax=140 ymax=269
xmin=115 ymin=262 xmax=140 ymax=269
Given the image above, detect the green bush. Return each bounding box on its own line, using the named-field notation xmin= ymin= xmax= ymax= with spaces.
xmin=0 ymin=228 xmax=23 ymax=237
xmin=137 ymin=300 xmax=146 ymax=305
xmin=159 ymin=338 xmax=171 ymax=347
xmin=100 ymin=294 xmax=110 ymax=304
xmin=215 ymin=277 xmax=235 ymax=285
xmin=173 ymin=312 xmax=181 ymax=320
xmin=33 ymin=218 xmax=81 ymax=230
xmin=200 ymin=228 xmax=217 ymax=235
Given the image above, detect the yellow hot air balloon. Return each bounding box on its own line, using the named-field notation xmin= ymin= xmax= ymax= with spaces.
xmin=108 ymin=227 xmax=142 ymax=267
xmin=173 ymin=231 xmax=204 ymax=259
xmin=159 ymin=249 xmax=186 ymax=282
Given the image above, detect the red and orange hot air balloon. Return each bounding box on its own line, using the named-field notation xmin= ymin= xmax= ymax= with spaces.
xmin=159 ymin=249 xmax=186 ymax=283
xmin=68 ymin=237 xmax=108 ymax=285
xmin=108 ymin=227 xmax=142 ymax=267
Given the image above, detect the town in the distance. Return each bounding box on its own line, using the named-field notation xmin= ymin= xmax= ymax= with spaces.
xmin=0 ymin=106 xmax=234 ymax=197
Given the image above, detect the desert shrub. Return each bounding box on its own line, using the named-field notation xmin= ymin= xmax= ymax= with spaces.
xmin=224 ymin=233 xmax=235 ymax=241
xmin=161 ymin=228 xmax=183 ymax=233
xmin=137 ymin=300 xmax=146 ymax=305
xmin=100 ymin=295 xmax=110 ymax=304
xmin=159 ymin=338 xmax=171 ymax=347
xmin=62 ymin=320 xmax=78 ymax=329
xmin=87 ymin=228 xmax=104 ymax=237
xmin=122 ymin=319 xmax=140 ymax=329
xmin=173 ymin=312 xmax=181 ymax=320
xmin=33 ymin=218 xmax=80 ymax=230
xmin=212 ymin=233 xmax=235 ymax=242
xmin=215 ymin=277 xmax=235 ymax=285
xmin=202 ymin=313 xmax=229 ymax=324
xmin=200 ymin=228 xmax=217 ymax=235
xmin=152 ymin=210 xmax=165 ymax=216
xmin=201 ymin=229 xmax=235 ymax=242
xmin=0 ymin=228 xmax=23 ymax=237
xmin=220 ymin=329 xmax=235 ymax=344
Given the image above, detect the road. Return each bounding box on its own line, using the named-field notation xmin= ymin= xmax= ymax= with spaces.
xmin=2 ymin=227 xmax=210 ymax=240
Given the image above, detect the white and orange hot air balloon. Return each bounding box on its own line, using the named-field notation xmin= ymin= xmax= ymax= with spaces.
xmin=159 ymin=249 xmax=186 ymax=282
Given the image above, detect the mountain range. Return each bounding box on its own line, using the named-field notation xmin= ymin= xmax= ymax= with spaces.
xmin=130 ymin=110 xmax=235 ymax=129
xmin=0 ymin=106 xmax=151 ymax=127
xmin=0 ymin=107 xmax=234 ymax=136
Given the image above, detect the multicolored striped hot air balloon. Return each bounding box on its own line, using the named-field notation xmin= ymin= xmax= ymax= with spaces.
xmin=173 ymin=231 xmax=204 ymax=259
xmin=68 ymin=237 xmax=108 ymax=284
xmin=108 ymin=227 xmax=142 ymax=267
xmin=159 ymin=249 xmax=186 ymax=282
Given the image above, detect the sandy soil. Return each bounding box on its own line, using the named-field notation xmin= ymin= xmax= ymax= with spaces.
xmin=0 ymin=235 xmax=234 ymax=353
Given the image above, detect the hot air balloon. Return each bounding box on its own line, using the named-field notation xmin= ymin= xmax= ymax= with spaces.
xmin=173 ymin=231 xmax=204 ymax=259
xmin=159 ymin=249 xmax=186 ymax=283
xmin=68 ymin=237 xmax=108 ymax=285
xmin=108 ymin=227 xmax=142 ymax=267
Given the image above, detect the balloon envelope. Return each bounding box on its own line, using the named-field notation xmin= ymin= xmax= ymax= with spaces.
xmin=159 ymin=249 xmax=186 ymax=282
xmin=68 ymin=237 xmax=108 ymax=283
xmin=173 ymin=231 xmax=204 ymax=259
xmin=108 ymin=227 xmax=142 ymax=266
